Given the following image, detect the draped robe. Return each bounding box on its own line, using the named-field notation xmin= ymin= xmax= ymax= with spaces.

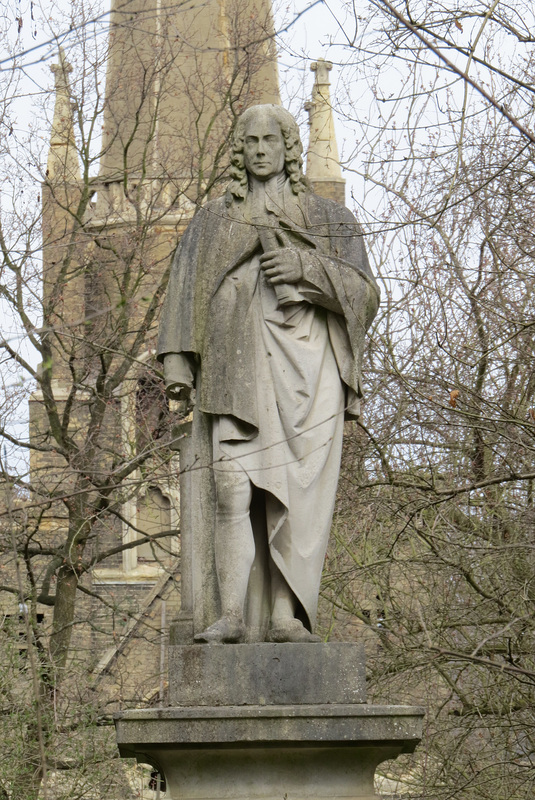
xmin=158 ymin=179 xmax=379 ymax=638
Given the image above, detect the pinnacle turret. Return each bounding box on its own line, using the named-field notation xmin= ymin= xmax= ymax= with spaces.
xmin=47 ymin=48 xmax=81 ymax=183
xmin=305 ymin=59 xmax=345 ymax=204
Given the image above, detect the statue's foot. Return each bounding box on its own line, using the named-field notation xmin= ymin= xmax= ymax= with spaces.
xmin=194 ymin=615 xmax=245 ymax=644
xmin=266 ymin=618 xmax=321 ymax=643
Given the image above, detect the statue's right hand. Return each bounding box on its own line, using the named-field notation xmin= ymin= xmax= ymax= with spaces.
xmin=165 ymin=381 xmax=191 ymax=402
xmin=163 ymin=353 xmax=195 ymax=404
xmin=166 ymin=383 xmax=195 ymax=419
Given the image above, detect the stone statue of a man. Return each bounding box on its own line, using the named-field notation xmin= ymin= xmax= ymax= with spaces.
xmin=158 ymin=105 xmax=379 ymax=643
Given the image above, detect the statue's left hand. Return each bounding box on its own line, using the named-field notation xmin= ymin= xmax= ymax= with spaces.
xmin=260 ymin=230 xmax=302 ymax=285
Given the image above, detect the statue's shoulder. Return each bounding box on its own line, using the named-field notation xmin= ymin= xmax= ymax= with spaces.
xmin=305 ymin=191 xmax=362 ymax=230
xmin=204 ymin=195 xmax=229 ymax=212
xmin=191 ymin=195 xmax=237 ymax=228
xmin=191 ymin=195 xmax=228 ymax=220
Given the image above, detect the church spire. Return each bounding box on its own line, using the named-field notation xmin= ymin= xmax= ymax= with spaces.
xmin=47 ymin=48 xmax=81 ymax=183
xmin=97 ymin=0 xmax=279 ymax=205
xmin=305 ymin=59 xmax=345 ymax=205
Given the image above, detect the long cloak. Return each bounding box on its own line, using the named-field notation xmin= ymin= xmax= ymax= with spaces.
xmin=158 ymin=185 xmax=380 ymax=638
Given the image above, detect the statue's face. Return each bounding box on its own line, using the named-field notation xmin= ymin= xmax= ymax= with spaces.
xmin=243 ymin=111 xmax=285 ymax=182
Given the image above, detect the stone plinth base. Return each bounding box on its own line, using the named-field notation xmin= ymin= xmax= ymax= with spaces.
xmin=115 ymin=644 xmax=424 ymax=800
xmin=168 ymin=642 xmax=367 ymax=705
xmin=115 ymin=705 xmax=422 ymax=799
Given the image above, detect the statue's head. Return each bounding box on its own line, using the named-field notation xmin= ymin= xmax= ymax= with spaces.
xmin=227 ymin=104 xmax=308 ymax=202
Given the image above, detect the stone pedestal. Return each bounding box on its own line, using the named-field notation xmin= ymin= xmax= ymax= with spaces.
xmin=115 ymin=643 xmax=424 ymax=799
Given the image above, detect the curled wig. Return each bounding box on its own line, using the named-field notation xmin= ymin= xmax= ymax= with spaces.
xmin=226 ymin=105 xmax=309 ymax=204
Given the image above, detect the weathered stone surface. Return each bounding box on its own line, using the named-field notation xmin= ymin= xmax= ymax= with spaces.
xmin=168 ymin=642 xmax=367 ymax=706
xmin=151 ymin=746 xmax=389 ymax=800
xmin=116 ymin=633 xmax=424 ymax=799
xmin=115 ymin=704 xmax=424 ymax=800
xmin=115 ymin=703 xmax=424 ymax=746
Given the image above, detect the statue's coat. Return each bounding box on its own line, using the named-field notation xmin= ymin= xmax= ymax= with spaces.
xmin=158 ymin=189 xmax=379 ymax=636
